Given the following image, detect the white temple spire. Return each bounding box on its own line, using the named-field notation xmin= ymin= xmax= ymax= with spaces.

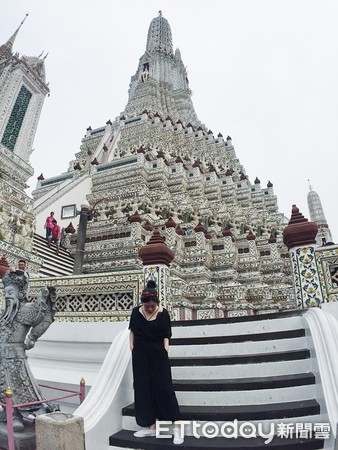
xmin=146 ymin=12 xmax=173 ymax=55
xmin=307 ymin=184 xmax=333 ymax=245
xmin=124 ymin=13 xmax=200 ymax=126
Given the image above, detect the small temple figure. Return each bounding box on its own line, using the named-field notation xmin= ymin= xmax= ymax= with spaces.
xmin=0 ymin=270 xmax=58 ymax=431
xmin=141 ymin=66 xmax=149 ymax=82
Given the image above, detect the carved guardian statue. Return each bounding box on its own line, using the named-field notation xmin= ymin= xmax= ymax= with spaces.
xmin=0 ymin=270 xmax=58 ymax=431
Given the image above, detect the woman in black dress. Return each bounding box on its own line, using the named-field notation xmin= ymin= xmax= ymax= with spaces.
xmin=129 ymin=280 xmax=183 ymax=445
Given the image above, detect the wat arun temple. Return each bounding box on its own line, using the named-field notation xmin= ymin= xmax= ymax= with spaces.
xmin=0 ymin=12 xmax=334 ymax=319
xmin=3 ymin=12 xmax=338 ymax=450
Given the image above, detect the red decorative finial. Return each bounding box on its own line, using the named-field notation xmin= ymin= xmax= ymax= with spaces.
xmin=283 ymin=205 xmax=318 ymax=250
xmin=165 ymin=217 xmax=176 ymax=228
xmin=175 ymin=225 xmax=184 ymax=235
xmin=222 ymin=225 xmax=233 ymax=238
xmin=65 ymin=222 xmax=76 ymax=234
xmin=143 ymin=220 xmax=154 ymax=232
xmin=194 ymin=222 xmax=207 ymax=234
xmin=268 ymin=233 xmax=277 ymax=244
xmin=246 ymin=230 xmax=256 ymax=240
xmin=138 ymin=228 xmax=174 ymax=267
xmin=129 ymin=211 xmax=142 ymax=223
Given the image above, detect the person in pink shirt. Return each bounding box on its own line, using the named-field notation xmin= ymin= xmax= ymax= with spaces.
xmin=44 ymin=212 xmax=55 ymax=239
xmin=48 ymin=219 xmax=61 ymax=254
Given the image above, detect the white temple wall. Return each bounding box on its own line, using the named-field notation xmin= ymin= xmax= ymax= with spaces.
xmin=28 ymin=321 xmax=128 ymax=387
xmin=34 ymin=176 xmax=92 ymax=236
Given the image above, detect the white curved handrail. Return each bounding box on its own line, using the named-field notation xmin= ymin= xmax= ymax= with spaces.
xmin=304 ymin=308 xmax=338 ymax=438
xmin=74 ymin=327 xmax=132 ymax=449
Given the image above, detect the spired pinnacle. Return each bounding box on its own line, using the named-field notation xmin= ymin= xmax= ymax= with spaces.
xmin=124 ymin=12 xmax=201 ymax=129
xmin=307 ymin=186 xmax=327 ymax=224
xmin=0 ymin=14 xmax=29 ymax=62
xmin=146 ymin=12 xmax=173 ymax=55
xmin=19 ymin=13 xmax=29 ymax=28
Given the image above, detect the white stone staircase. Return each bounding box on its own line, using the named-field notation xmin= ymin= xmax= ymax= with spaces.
xmin=106 ymin=310 xmax=332 ymax=450
xmin=32 ymin=233 xmax=74 ymax=277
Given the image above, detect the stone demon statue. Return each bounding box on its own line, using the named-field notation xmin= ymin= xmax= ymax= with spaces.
xmin=0 ymin=270 xmax=58 ymax=431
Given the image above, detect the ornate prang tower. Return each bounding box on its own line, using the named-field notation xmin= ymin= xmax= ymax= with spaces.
xmin=0 ymin=15 xmax=49 ymax=266
xmin=307 ymin=183 xmax=333 ymax=246
xmin=125 ymin=11 xmax=200 ymax=126
xmin=32 ymin=12 xmax=295 ymax=317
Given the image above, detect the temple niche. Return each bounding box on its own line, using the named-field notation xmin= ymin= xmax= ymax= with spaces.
xmin=32 ymin=13 xmax=294 ymax=318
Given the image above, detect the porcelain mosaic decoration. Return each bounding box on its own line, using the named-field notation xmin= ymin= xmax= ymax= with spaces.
xmin=315 ymin=246 xmax=338 ymax=303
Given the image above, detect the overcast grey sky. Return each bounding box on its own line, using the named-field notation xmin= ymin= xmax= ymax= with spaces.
xmin=3 ymin=0 xmax=338 ymax=239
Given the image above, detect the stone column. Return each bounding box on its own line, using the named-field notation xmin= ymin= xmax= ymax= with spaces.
xmin=138 ymin=228 xmax=174 ymax=311
xmin=283 ymin=204 xmax=322 ymax=308
xmin=73 ymin=204 xmax=91 ymax=275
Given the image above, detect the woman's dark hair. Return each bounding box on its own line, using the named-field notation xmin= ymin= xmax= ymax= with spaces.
xmin=141 ymin=280 xmax=159 ymax=304
xmin=146 ymin=280 xmax=156 ymax=289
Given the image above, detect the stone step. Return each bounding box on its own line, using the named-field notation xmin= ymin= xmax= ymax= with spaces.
xmin=121 ymin=399 xmax=321 ymax=422
xmin=175 ymin=384 xmax=316 ymax=406
xmin=33 ymin=242 xmax=74 ymax=265
xmin=32 ymin=233 xmax=74 ymax=276
xmin=170 ymin=328 xmax=305 ymax=345
xmin=169 ymin=349 xmax=310 ymax=367
xmin=37 ymin=259 xmax=73 ymax=273
xmin=173 ymin=373 xmax=315 ymax=392
xmin=33 ymin=237 xmax=73 ymax=262
xmin=109 ymin=428 xmax=324 ymax=449
xmin=171 ymin=358 xmax=312 ymax=380
xmin=37 ymin=267 xmax=73 ymax=277
xmin=168 ymin=336 xmax=308 ymax=357
xmin=122 ymin=413 xmax=324 ymax=436
xmin=171 ymin=312 xmax=305 ymax=338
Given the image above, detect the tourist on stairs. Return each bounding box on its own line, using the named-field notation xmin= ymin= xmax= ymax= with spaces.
xmin=44 ymin=211 xmax=55 ymax=240
xmin=48 ymin=219 xmax=61 ymax=255
xmin=129 ymin=280 xmax=183 ymax=445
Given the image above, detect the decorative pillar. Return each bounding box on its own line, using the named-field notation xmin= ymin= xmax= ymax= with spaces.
xmin=129 ymin=210 xmax=143 ymax=244
xmin=283 ymin=204 xmax=322 ymax=308
xmin=73 ymin=204 xmax=91 ymax=275
xmin=164 ymin=217 xmax=177 ymax=249
xmin=138 ymin=228 xmax=174 ymax=311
